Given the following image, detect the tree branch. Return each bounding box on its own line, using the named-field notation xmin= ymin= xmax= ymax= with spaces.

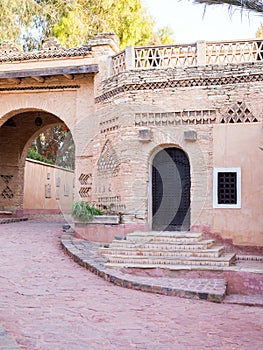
xmin=193 ymin=0 xmax=263 ymax=13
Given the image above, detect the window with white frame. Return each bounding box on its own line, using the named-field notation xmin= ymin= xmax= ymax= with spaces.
xmin=213 ymin=168 xmax=241 ymax=208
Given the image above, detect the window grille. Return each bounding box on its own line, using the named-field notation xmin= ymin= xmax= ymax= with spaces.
xmin=213 ymin=168 xmax=241 ymax=208
xmin=217 ymin=172 xmax=237 ymax=204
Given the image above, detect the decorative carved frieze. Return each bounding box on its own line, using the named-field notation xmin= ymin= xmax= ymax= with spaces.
xmin=99 ymin=117 xmax=119 ymax=133
xmin=97 ymin=196 xmax=126 ymax=213
xmin=78 ymin=173 xmax=92 ymax=197
xmin=135 ymin=110 xmax=217 ymax=126
xmin=0 ymin=85 xmax=80 ymax=92
xmin=95 ymin=73 xmax=263 ymax=104
xmin=79 ymin=187 xmax=91 ymax=198
xmin=97 ymin=140 xmax=120 ymax=175
xmin=78 ymin=173 xmax=92 ymax=186
xmin=220 ymin=101 xmax=258 ymax=123
xmin=0 ymin=175 xmax=14 ymax=199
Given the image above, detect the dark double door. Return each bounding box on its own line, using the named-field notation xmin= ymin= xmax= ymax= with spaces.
xmin=152 ymin=148 xmax=191 ymax=231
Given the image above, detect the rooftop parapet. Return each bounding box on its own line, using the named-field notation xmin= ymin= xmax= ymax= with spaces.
xmin=112 ymin=39 xmax=263 ymax=75
xmin=0 ymin=37 xmax=92 ymax=63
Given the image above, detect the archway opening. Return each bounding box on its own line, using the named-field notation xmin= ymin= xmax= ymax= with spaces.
xmin=0 ymin=110 xmax=75 ymax=216
xmin=152 ymin=147 xmax=191 ymax=231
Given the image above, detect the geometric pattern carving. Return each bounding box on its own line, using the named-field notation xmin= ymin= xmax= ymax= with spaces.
xmin=0 ymin=85 xmax=80 ymax=93
xmin=100 ymin=117 xmax=119 ymax=133
xmin=135 ymin=110 xmax=217 ymax=126
xmin=112 ymin=50 xmax=126 ymax=75
xmin=1 ymin=186 xmax=14 ymax=199
xmin=206 ymin=40 xmax=263 ymax=65
xmin=79 ymin=187 xmax=91 ymax=198
xmin=112 ymin=40 xmax=263 ymax=75
xmin=134 ymin=44 xmax=197 ymax=69
xmin=97 ymin=196 xmax=126 ymax=212
xmin=95 ymin=73 xmax=263 ymax=104
xmin=78 ymin=173 xmax=92 ymax=186
xmin=1 ymin=175 xmax=14 ymax=199
xmin=220 ymin=101 xmax=258 ymax=123
xmin=78 ymin=173 xmax=92 ymax=197
xmin=97 ymin=140 xmax=120 ymax=175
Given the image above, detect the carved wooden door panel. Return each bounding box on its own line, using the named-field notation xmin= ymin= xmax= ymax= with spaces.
xmin=152 ymin=148 xmax=190 ymax=231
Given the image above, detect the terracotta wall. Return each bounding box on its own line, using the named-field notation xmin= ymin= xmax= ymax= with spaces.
xmin=23 ymin=159 xmax=74 ymax=214
xmin=212 ymin=124 xmax=263 ymax=246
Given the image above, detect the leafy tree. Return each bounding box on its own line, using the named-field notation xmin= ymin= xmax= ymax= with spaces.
xmin=27 ymin=126 xmax=75 ymax=169
xmin=148 ymin=26 xmax=175 ymax=45
xmin=0 ymin=0 xmax=174 ymax=50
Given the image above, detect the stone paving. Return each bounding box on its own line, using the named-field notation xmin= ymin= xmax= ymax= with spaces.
xmin=0 ymin=324 xmax=20 ymax=350
xmin=0 ymin=217 xmax=263 ymax=350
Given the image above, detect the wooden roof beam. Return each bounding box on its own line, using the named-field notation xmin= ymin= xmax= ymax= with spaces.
xmin=32 ymin=76 xmax=45 ymax=83
xmin=64 ymin=74 xmax=74 ymax=80
xmin=0 ymin=65 xmax=99 ymax=80
xmin=7 ymin=78 xmax=21 ymax=84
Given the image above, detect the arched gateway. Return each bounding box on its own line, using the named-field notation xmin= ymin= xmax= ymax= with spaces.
xmin=152 ymin=148 xmax=191 ymax=231
xmin=1 ymin=35 xmax=262 ymax=249
xmin=0 ymin=36 xmax=104 ymax=215
xmin=0 ymin=110 xmax=69 ymax=213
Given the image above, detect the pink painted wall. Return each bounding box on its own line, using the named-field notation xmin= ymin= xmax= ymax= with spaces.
xmin=212 ymin=123 xmax=263 ymax=246
xmin=23 ymin=159 xmax=74 ymax=214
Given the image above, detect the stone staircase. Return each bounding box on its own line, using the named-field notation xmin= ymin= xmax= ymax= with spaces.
xmin=100 ymin=231 xmax=236 ymax=270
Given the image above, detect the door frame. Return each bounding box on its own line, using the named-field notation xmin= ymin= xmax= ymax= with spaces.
xmin=149 ymin=145 xmax=191 ymax=231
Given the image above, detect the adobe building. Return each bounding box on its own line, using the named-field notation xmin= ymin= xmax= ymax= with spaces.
xmin=0 ymin=34 xmax=262 ymax=250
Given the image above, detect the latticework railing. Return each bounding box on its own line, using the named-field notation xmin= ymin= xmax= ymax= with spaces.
xmin=134 ymin=44 xmax=197 ymax=68
xmin=112 ymin=50 xmax=126 ymax=75
xmin=206 ymin=39 xmax=263 ymax=65
xmin=111 ymin=39 xmax=263 ymax=75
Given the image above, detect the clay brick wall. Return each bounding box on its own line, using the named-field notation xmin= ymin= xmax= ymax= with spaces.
xmin=0 ymin=37 xmax=262 ymax=247
xmin=92 ymin=62 xmax=263 ymax=246
xmin=23 ymin=159 xmax=74 ymax=213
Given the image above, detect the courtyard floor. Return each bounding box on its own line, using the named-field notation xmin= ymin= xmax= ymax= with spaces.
xmin=0 ymin=216 xmax=262 ymax=350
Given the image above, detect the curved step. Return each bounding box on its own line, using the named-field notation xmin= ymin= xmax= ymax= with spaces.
xmin=109 ymin=239 xmax=215 ymax=250
xmin=100 ymin=245 xmax=225 ymax=258
xmin=105 ymin=252 xmax=236 ymax=267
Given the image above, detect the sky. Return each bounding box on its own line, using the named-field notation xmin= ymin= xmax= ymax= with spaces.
xmin=142 ymin=0 xmax=263 ymax=43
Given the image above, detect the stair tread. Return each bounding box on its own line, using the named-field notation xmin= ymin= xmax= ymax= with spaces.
xmin=103 ymin=231 xmax=236 ymax=269
xmin=105 ymin=262 xmax=232 ymax=271
xmin=101 ymin=245 xmax=225 ymax=253
xmin=106 ymin=252 xmax=235 ymax=261
xmin=127 ymin=231 xmax=202 ymax=238
xmin=111 ymin=239 xmax=215 ymax=246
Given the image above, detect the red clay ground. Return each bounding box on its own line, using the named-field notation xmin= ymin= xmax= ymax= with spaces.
xmin=0 ymin=217 xmax=262 ymax=350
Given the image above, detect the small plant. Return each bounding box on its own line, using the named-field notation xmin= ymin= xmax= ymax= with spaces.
xmin=72 ymin=201 xmax=102 ymax=221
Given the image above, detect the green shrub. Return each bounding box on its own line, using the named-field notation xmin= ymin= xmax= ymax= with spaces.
xmin=72 ymin=201 xmax=102 ymax=221
xmin=27 ymin=148 xmax=43 ymax=162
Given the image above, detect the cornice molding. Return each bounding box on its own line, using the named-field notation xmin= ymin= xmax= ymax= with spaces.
xmin=95 ymin=72 xmax=263 ymax=103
